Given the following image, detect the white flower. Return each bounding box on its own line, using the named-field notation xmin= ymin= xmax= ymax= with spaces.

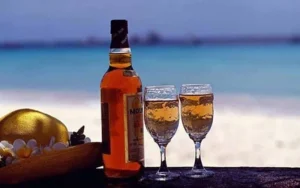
xmin=13 ymin=139 xmax=40 ymax=158
xmin=42 ymin=137 xmax=68 ymax=154
xmin=0 ymin=140 xmax=14 ymax=158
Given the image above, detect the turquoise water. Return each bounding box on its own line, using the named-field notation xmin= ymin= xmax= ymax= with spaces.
xmin=1 ymin=44 xmax=300 ymax=97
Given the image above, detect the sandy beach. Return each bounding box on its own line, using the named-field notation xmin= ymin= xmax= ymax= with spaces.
xmin=1 ymin=89 xmax=300 ymax=168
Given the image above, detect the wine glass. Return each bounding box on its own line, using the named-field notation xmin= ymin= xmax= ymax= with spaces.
xmin=179 ymin=84 xmax=214 ymax=178
xmin=144 ymin=85 xmax=180 ymax=181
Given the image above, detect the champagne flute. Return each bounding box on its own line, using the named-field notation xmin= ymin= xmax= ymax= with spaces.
xmin=144 ymin=85 xmax=180 ymax=181
xmin=179 ymin=84 xmax=214 ymax=178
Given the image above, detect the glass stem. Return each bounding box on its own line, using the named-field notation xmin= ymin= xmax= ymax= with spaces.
xmin=158 ymin=145 xmax=169 ymax=174
xmin=193 ymin=141 xmax=204 ymax=171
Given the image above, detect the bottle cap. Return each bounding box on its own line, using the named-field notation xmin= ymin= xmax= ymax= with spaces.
xmin=110 ymin=20 xmax=128 ymax=34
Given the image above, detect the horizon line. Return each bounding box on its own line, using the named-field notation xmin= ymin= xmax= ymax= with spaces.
xmin=1 ymin=35 xmax=300 ymax=49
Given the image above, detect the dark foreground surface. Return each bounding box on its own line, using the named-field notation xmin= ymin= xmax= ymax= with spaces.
xmin=2 ymin=167 xmax=300 ymax=188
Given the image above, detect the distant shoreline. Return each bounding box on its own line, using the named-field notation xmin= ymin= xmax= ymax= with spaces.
xmin=1 ymin=35 xmax=300 ymax=49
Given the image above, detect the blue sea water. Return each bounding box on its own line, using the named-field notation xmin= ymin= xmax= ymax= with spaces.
xmin=0 ymin=44 xmax=300 ymax=97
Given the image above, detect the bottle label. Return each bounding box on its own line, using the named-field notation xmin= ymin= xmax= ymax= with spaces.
xmin=101 ymin=102 xmax=111 ymax=154
xmin=123 ymin=92 xmax=144 ymax=163
xmin=123 ymin=70 xmax=138 ymax=77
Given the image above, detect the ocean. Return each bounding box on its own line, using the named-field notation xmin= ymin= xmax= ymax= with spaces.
xmin=1 ymin=44 xmax=300 ymax=168
xmin=1 ymin=44 xmax=300 ymax=96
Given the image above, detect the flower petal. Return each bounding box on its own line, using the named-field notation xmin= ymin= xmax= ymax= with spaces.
xmin=16 ymin=147 xmax=32 ymax=158
xmin=27 ymin=139 xmax=37 ymax=149
xmin=84 ymin=137 xmax=91 ymax=143
xmin=31 ymin=148 xmax=41 ymax=156
xmin=52 ymin=142 xmax=68 ymax=151
xmin=43 ymin=146 xmax=52 ymax=154
xmin=5 ymin=156 xmax=13 ymax=165
xmin=49 ymin=137 xmax=55 ymax=147
xmin=1 ymin=141 xmax=13 ymax=149
xmin=0 ymin=143 xmax=5 ymax=150
xmin=1 ymin=148 xmax=14 ymax=158
xmin=13 ymin=139 xmax=26 ymax=152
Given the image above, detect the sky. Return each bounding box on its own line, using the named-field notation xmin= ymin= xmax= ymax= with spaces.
xmin=0 ymin=0 xmax=299 ymax=42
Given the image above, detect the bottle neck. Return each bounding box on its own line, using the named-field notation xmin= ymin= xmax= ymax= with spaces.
xmin=109 ymin=33 xmax=132 ymax=69
xmin=110 ymin=32 xmax=129 ymax=49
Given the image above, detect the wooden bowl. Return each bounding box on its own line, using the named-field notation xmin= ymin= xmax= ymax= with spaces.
xmin=0 ymin=142 xmax=103 ymax=184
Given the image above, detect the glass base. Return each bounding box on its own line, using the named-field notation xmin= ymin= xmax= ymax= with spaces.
xmin=184 ymin=169 xmax=214 ymax=179
xmin=147 ymin=171 xmax=180 ymax=181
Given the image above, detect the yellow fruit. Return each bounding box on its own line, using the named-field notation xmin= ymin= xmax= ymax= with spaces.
xmin=0 ymin=108 xmax=69 ymax=146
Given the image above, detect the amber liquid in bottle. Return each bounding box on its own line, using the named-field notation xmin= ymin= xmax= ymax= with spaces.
xmin=100 ymin=20 xmax=144 ymax=179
